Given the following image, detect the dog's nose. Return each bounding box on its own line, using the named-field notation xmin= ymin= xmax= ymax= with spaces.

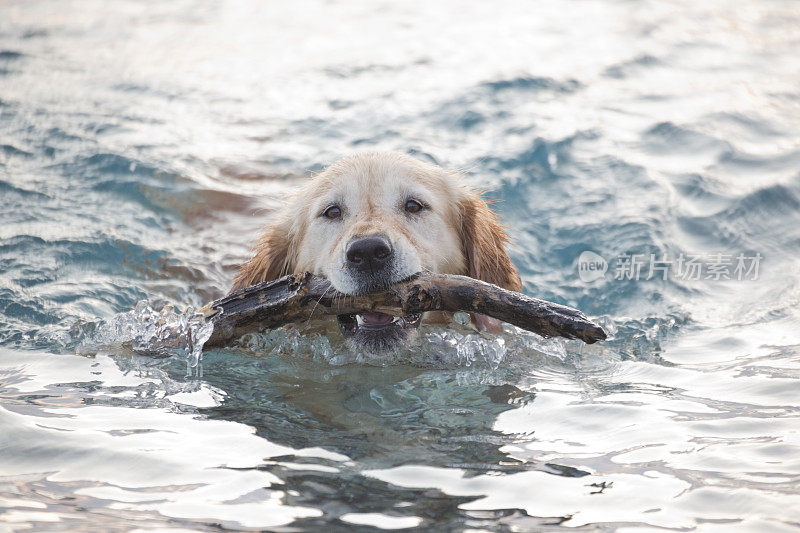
xmin=346 ymin=236 xmax=393 ymax=270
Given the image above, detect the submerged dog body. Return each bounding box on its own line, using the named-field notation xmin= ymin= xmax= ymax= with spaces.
xmin=233 ymin=152 xmax=521 ymax=351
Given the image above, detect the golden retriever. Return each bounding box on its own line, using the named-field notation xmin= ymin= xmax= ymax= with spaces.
xmin=232 ymin=152 xmax=521 ymax=351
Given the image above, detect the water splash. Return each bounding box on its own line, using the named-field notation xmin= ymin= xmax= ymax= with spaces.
xmin=74 ymin=298 xmax=637 ymax=372
xmin=78 ymin=301 xmax=214 ymax=368
xmin=231 ymin=319 xmax=586 ymax=369
xmin=73 ymin=298 xmax=565 ymax=370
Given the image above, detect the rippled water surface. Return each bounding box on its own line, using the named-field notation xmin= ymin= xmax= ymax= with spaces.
xmin=2 ymin=0 xmax=800 ymax=530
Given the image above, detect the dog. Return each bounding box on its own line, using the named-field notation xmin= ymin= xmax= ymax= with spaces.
xmin=232 ymin=152 xmax=522 ymax=351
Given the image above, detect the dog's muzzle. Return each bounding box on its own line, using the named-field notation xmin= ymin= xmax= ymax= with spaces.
xmin=344 ymin=235 xmax=397 ymax=294
xmin=338 ymin=235 xmax=422 ymax=350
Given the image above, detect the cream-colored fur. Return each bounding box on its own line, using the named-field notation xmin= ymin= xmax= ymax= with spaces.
xmin=233 ymin=152 xmax=522 ymax=330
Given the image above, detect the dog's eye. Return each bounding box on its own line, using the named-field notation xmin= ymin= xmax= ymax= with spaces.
xmin=322 ymin=204 xmax=342 ymax=219
xmin=404 ymin=199 xmax=424 ymax=214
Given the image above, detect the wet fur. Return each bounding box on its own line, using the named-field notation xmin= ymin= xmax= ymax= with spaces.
xmin=233 ymin=152 xmax=521 ymax=331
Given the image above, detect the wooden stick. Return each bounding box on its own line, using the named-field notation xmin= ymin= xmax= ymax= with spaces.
xmin=201 ymin=272 xmax=606 ymax=348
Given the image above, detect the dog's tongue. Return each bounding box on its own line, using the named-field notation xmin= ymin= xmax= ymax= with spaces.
xmin=361 ymin=312 xmax=394 ymax=326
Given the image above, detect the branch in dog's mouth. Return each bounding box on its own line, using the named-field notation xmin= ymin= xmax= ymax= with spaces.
xmin=200 ymin=272 xmax=607 ymax=351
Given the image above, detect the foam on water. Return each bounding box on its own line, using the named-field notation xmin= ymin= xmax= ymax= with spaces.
xmin=235 ymin=322 xmax=577 ymax=369
xmin=78 ymin=300 xmax=597 ymax=371
xmin=77 ymin=302 xmax=213 ymax=371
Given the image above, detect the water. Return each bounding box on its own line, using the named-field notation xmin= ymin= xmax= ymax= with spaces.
xmin=2 ymin=0 xmax=800 ymax=530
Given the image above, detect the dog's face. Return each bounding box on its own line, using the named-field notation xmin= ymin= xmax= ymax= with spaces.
xmin=233 ymin=152 xmax=521 ymax=352
xmin=297 ymin=155 xmax=465 ymax=294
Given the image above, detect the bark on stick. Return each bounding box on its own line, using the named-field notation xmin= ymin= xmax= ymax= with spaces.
xmin=201 ymin=272 xmax=607 ymax=348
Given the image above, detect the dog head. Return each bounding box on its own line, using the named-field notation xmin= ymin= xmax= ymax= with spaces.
xmin=233 ymin=152 xmax=521 ymax=351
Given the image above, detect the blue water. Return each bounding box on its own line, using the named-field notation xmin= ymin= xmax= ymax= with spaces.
xmin=2 ymin=0 xmax=800 ymax=530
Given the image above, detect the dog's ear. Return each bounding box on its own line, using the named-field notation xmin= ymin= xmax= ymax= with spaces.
xmin=458 ymin=189 xmax=522 ymax=292
xmin=231 ymin=219 xmax=296 ymax=291
xmin=458 ymin=189 xmax=522 ymax=331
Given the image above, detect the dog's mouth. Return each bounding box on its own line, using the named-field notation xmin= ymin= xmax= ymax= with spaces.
xmin=337 ymin=311 xmax=422 ymax=352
